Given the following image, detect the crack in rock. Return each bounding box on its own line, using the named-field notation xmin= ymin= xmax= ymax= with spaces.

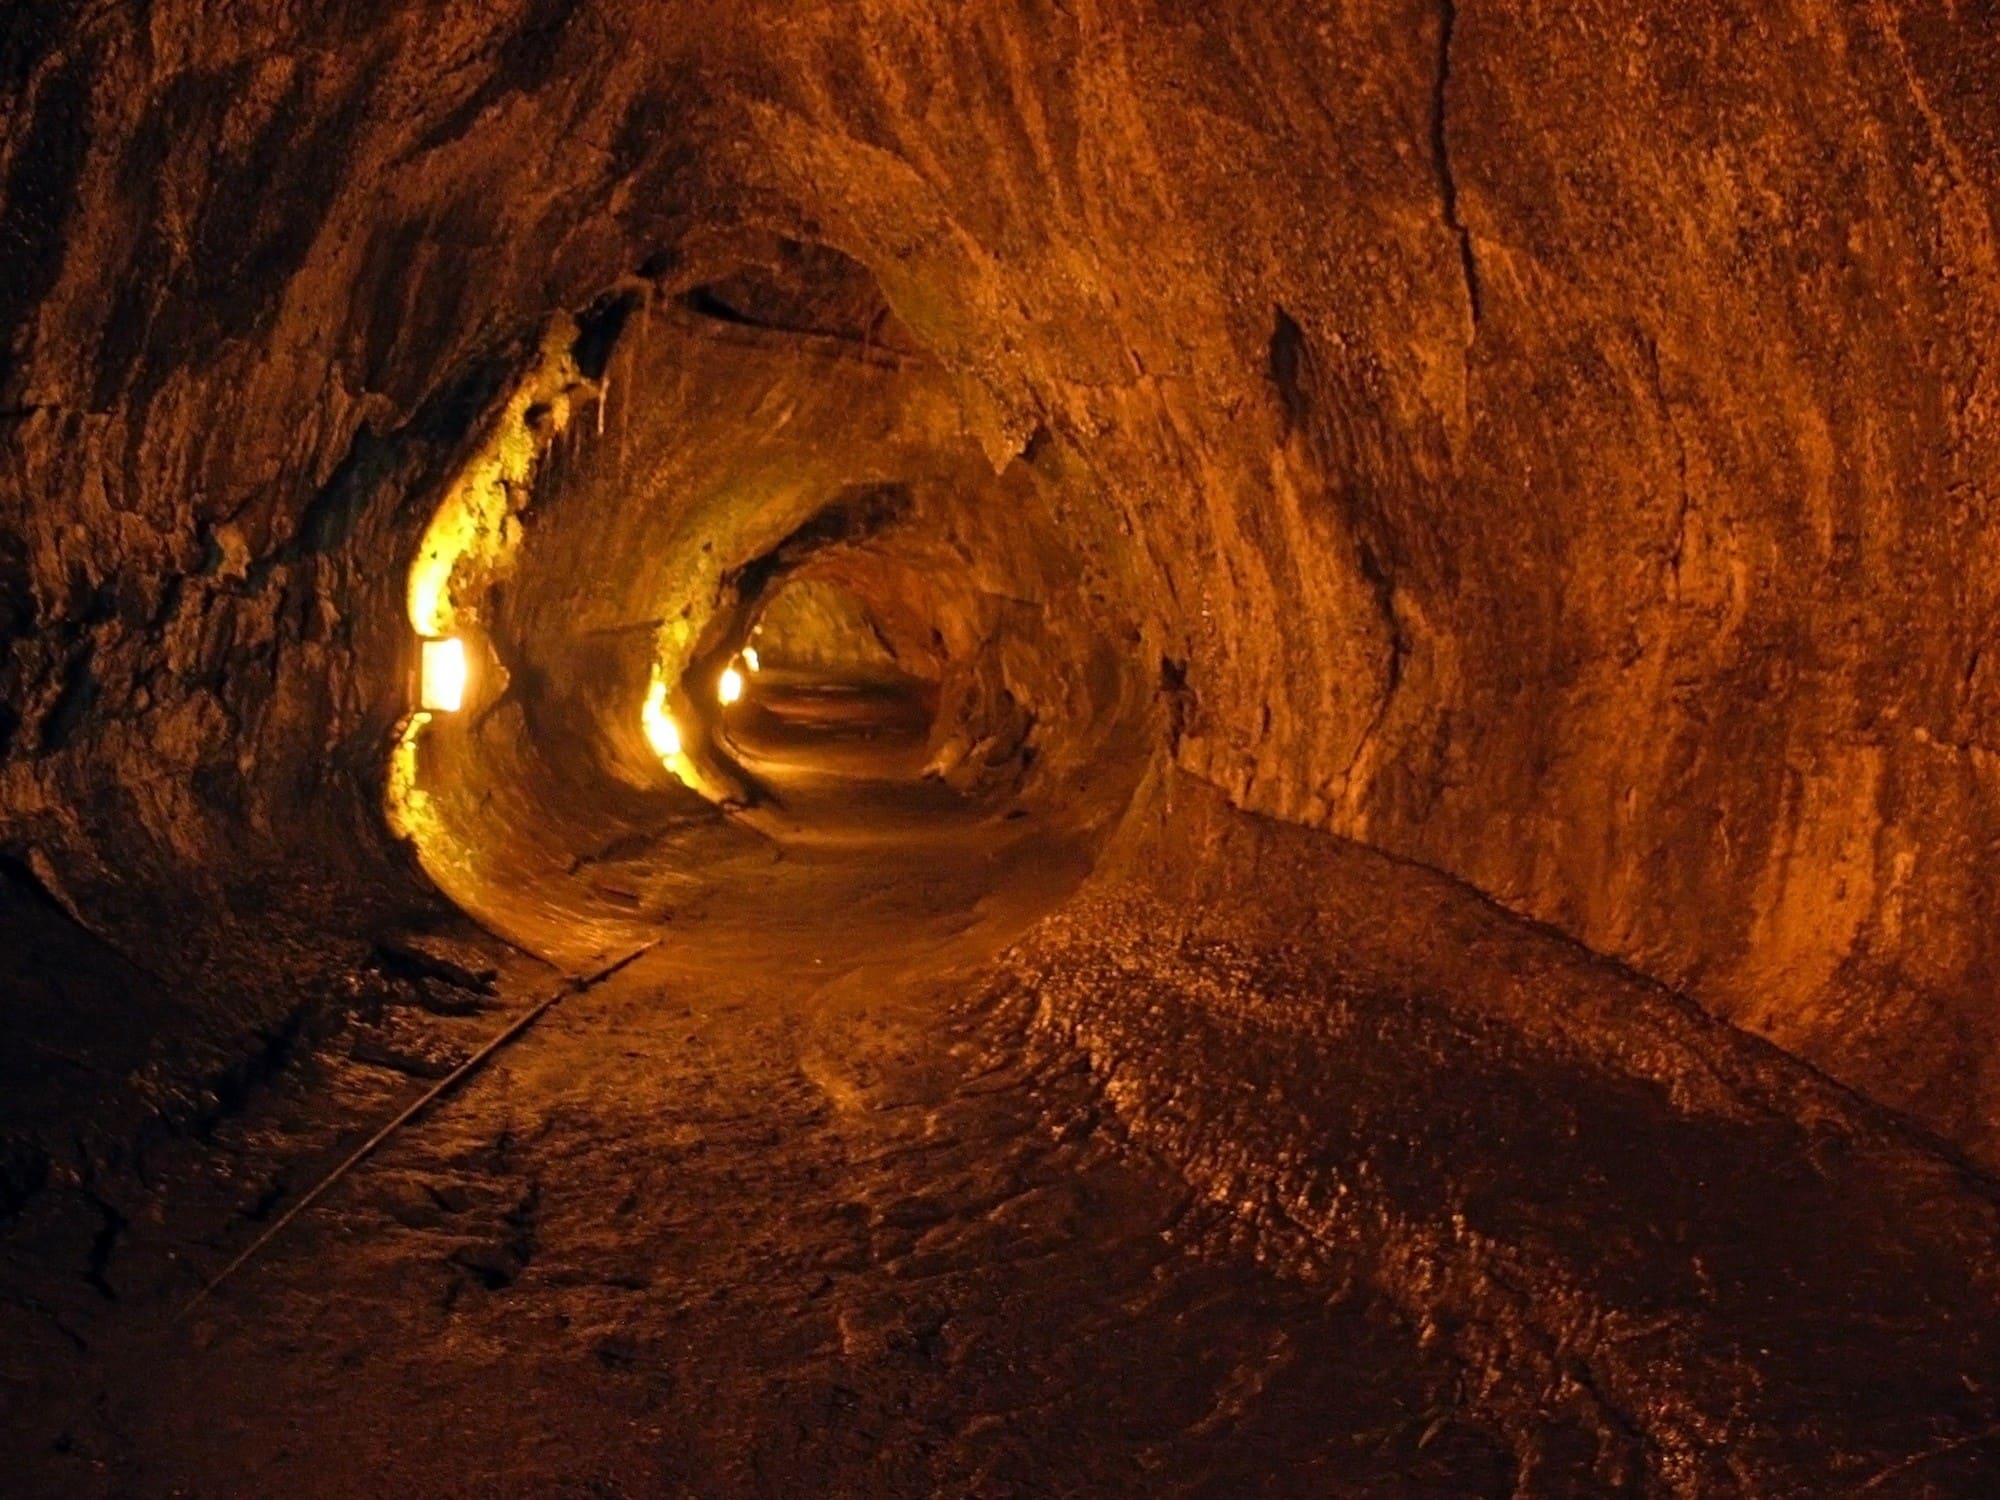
xmin=1432 ymin=0 xmax=1483 ymax=329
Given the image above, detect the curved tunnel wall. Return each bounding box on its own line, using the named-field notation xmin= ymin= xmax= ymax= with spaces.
xmin=399 ymin=259 xmax=1149 ymax=962
xmin=4 ymin=1 xmax=2000 ymax=1161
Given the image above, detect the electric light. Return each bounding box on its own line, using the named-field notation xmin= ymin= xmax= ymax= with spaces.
xmin=718 ymin=666 xmax=745 ymax=706
xmin=742 ymin=646 xmax=760 ymax=673
xmin=420 ymin=637 xmax=468 ymax=712
xmin=642 ymin=678 xmax=683 ymax=760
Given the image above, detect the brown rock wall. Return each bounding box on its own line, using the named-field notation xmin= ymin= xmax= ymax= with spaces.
xmin=6 ymin=0 xmax=2000 ymax=1157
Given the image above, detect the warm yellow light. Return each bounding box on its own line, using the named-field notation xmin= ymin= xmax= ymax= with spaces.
xmin=385 ymin=711 xmax=433 ymax=840
xmin=742 ymin=646 xmax=760 ymax=673
xmin=406 ymin=317 xmax=583 ymax=638
xmin=642 ymin=678 xmax=683 ymax=760
xmin=717 ymin=666 xmax=745 ymax=706
xmin=420 ymin=637 xmax=468 ymax=712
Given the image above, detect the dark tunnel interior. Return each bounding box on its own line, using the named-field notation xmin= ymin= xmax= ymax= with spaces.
xmin=6 ymin=3 xmax=2000 ymax=1494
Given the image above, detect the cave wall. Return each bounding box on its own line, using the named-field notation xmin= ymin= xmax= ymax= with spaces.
xmin=710 ymin=0 xmax=2000 ymax=1161
xmin=1412 ymin=2 xmax=2000 ymax=1160
xmin=0 ymin=2 xmax=700 ymax=947
xmin=6 ymin=0 xmax=2000 ymax=1160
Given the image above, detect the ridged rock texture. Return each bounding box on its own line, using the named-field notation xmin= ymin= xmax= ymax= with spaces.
xmin=11 ymin=2 xmax=2000 ymax=1493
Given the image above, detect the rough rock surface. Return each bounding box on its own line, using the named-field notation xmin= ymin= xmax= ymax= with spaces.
xmin=1012 ymin=772 xmax=2000 ymax=1492
xmin=7 ymin=0 xmax=2000 ymax=1160
xmin=11 ymin=751 xmax=1998 ymax=1495
xmin=7 ymin=2 xmax=2000 ymax=1492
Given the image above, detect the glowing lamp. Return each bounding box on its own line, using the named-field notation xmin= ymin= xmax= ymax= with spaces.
xmin=718 ymin=666 xmax=745 ymax=706
xmin=420 ymin=637 xmax=468 ymax=712
xmin=742 ymin=646 xmax=760 ymax=673
xmin=642 ymin=679 xmax=682 ymax=760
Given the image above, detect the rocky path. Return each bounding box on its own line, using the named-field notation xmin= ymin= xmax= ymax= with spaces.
xmin=85 ymin=937 xmax=1504 ymax=1497
xmin=5 ymin=724 xmax=1507 ymax=1497
xmin=12 ymin=718 xmax=2000 ymax=1496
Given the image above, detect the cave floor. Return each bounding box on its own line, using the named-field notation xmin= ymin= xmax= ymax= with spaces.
xmin=6 ymin=704 xmax=2000 ymax=1494
xmin=4 ymin=713 xmax=1508 ymax=1497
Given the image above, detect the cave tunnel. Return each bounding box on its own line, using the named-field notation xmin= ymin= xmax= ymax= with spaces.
xmin=4 ymin=3 xmax=2000 ymax=1494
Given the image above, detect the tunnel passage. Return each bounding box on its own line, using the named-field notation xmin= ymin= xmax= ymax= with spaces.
xmin=746 ymin=577 xmax=905 ymax=681
xmin=12 ymin=0 xmax=2000 ymax=1168
xmin=387 ymin=241 xmax=1153 ymax=967
xmin=721 ymin=573 xmax=942 ymax=781
xmin=8 ymin=3 xmax=2000 ymax=1494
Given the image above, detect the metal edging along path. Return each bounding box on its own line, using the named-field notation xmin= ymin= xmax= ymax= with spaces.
xmin=180 ymin=941 xmax=659 ymax=1318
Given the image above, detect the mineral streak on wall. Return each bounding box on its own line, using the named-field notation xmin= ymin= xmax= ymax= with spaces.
xmin=3 ymin=0 xmax=2000 ymax=1171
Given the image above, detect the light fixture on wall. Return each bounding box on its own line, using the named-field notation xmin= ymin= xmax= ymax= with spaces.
xmin=420 ymin=637 xmax=469 ymax=713
xmin=642 ymin=678 xmax=683 ymax=761
xmin=718 ymin=666 xmax=745 ymax=706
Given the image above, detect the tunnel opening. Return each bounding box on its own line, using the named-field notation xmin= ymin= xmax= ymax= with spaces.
xmin=381 ymin=238 xmax=1154 ymax=973
xmin=720 ymin=574 xmax=941 ymax=783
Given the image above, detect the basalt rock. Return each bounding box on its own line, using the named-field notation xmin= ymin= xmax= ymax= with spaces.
xmin=6 ymin=7 xmax=2000 ymax=1489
